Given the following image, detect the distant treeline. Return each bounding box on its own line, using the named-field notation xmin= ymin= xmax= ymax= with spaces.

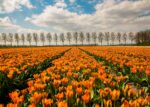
xmin=135 ymin=30 xmax=150 ymax=46
xmin=0 ymin=31 xmax=149 ymax=46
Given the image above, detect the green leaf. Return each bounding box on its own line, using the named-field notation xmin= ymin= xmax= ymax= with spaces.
xmin=90 ymin=88 xmax=94 ymax=100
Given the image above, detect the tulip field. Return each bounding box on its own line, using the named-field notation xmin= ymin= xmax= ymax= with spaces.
xmin=0 ymin=46 xmax=150 ymax=107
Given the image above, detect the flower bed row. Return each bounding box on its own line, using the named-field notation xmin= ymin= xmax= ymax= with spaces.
xmin=80 ymin=47 xmax=150 ymax=106
xmin=0 ymin=47 xmax=69 ymax=79
xmin=0 ymin=47 xmax=70 ymax=104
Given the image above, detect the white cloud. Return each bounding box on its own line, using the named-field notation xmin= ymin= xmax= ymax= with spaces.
xmin=0 ymin=0 xmax=34 ymax=13
xmin=5 ymin=0 xmax=150 ymax=33
xmin=93 ymin=0 xmax=150 ymax=32
xmin=0 ymin=17 xmax=19 ymax=28
xmin=21 ymin=0 xmax=34 ymax=8
xmin=25 ymin=6 xmax=91 ymax=32
xmin=0 ymin=17 xmax=46 ymax=33
xmin=54 ymin=0 xmax=67 ymax=8
xmin=26 ymin=0 xmax=150 ymax=32
xmin=69 ymin=0 xmax=76 ymax=4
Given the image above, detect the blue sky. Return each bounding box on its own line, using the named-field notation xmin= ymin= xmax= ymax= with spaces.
xmin=0 ymin=0 xmax=150 ymax=33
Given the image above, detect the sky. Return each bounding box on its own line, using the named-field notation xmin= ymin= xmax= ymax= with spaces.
xmin=0 ymin=0 xmax=150 ymax=33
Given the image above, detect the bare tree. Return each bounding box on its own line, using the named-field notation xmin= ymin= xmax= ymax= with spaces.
xmin=79 ymin=32 xmax=84 ymax=45
xmin=2 ymin=33 xmax=7 ymax=46
xmin=33 ymin=33 xmax=38 ymax=46
xmin=117 ymin=32 xmax=122 ymax=45
xmin=146 ymin=31 xmax=150 ymax=43
xmin=27 ymin=33 xmax=32 ymax=46
xmin=129 ymin=32 xmax=134 ymax=44
xmin=0 ymin=34 xmax=2 ymax=45
xmin=98 ymin=32 xmax=103 ymax=46
xmin=21 ymin=34 xmax=25 ymax=46
xmin=67 ymin=32 xmax=71 ymax=45
xmin=8 ymin=33 xmax=13 ymax=46
xmin=54 ymin=33 xmax=58 ymax=46
xmin=135 ymin=32 xmax=141 ymax=44
xmin=60 ymin=33 xmax=65 ymax=45
xmin=136 ymin=30 xmax=150 ymax=45
xmin=92 ymin=32 xmax=97 ymax=45
xmin=110 ymin=32 xmax=115 ymax=45
xmin=14 ymin=33 xmax=20 ymax=46
xmin=40 ymin=33 xmax=45 ymax=46
xmin=73 ymin=32 xmax=78 ymax=46
xmin=86 ymin=32 xmax=90 ymax=45
xmin=46 ymin=33 xmax=52 ymax=46
xmin=123 ymin=33 xmax=127 ymax=45
xmin=134 ymin=31 xmax=150 ymax=45
xmin=105 ymin=32 xmax=110 ymax=45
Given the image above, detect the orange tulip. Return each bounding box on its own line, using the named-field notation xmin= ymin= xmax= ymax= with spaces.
xmin=82 ymin=93 xmax=90 ymax=104
xmin=0 ymin=104 xmax=4 ymax=107
xmin=66 ymin=90 xmax=73 ymax=99
xmin=104 ymin=99 xmax=112 ymax=107
xmin=27 ymin=80 xmax=34 ymax=87
xmin=129 ymin=100 xmax=140 ymax=107
xmin=147 ymin=96 xmax=150 ymax=102
xmin=110 ymin=89 xmax=120 ymax=101
xmin=9 ymin=91 xmax=24 ymax=104
xmin=6 ymin=103 xmax=17 ymax=107
xmin=55 ymin=93 xmax=64 ymax=100
xmin=42 ymin=98 xmax=53 ymax=107
xmin=99 ymin=89 xmax=107 ymax=98
xmin=28 ymin=103 xmax=36 ymax=107
xmin=146 ymin=67 xmax=150 ymax=75
xmin=121 ymin=100 xmax=129 ymax=107
xmin=61 ymin=78 xmax=69 ymax=84
xmin=137 ymin=97 xmax=148 ymax=107
xmin=71 ymin=81 xmax=79 ymax=88
xmin=76 ymin=87 xmax=83 ymax=95
xmin=30 ymin=92 xmax=42 ymax=104
xmin=95 ymin=104 xmax=100 ymax=107
xmin=57 ymin=101 xmax=68 ymax=107
xmin=128 ymin=88 xmax=137 ymax=98
xmin=104 ymin=87 xmax=111 ymax=96
xmin=131 ymin=67 xmax=137 ymax=74
xmin=53 ymin=80 xmax=61 ymax=88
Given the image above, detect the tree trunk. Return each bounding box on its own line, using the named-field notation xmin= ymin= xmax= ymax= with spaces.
xmin=5 ymin=40 xmax=6 ymax=46
xmin=76 ymin=40 xmax=77 ymax=46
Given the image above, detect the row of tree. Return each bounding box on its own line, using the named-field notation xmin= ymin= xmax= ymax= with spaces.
xmin=0 ymin=32 xmax=136 ymax=46
xmin=135 ymin=30 xmax=150 ymax=45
